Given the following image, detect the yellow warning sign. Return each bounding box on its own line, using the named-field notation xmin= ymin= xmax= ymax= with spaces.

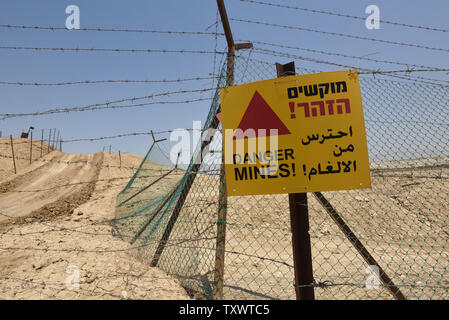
xmin=220 ymin=69 xmax=371 ymax=196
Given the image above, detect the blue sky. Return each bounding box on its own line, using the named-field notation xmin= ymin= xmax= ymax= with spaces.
xmin=0 ymin=0 xmax=448 ymax=161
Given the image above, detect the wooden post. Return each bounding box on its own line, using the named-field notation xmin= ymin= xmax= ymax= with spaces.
xmin=29 ymin=131 xmax=33 ymax=164
xmin=52 ymin=128 xmax=56 ymax=149
xmin=276 ymin=61 xmax=315 ymax=300
xmin=56 ymin=131 xmax=60 ymax=151
xmin=60 ymin=137 xmax=62 ymax=152
xmin=119 ymin=150 xmax=122 ymax=168
xmin=48 ymin=129 xmax=52 ymax=154
xmin=10 ymin=135 xmax=16 ymax=174
xmin=40 ymin=129 xmax=44 ymax=158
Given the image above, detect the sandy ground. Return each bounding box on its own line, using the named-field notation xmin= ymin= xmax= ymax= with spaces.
xmin=118 ymin=157 xmax=448 ymax=300
xmin=0 ymin=138 xmax=189 ymax=300
xmin=1 ymin=137 xmax=447 ymax=300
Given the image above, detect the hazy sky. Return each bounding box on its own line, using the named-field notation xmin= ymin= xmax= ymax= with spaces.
xmin=0 ymin=0 xmax=447 ymax=161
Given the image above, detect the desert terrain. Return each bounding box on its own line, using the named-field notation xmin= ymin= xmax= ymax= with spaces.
xmin=112 ymin=147 xmax=448 ymax=300
xmin=0 ymin=137 xmax=189 ymax=299
xmin=0 ymin=137 xmax=447 ymax=300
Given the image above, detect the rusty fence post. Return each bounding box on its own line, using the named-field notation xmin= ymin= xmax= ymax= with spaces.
xmin=40 ymin=129 xmax=44 ymax=158
xmin=29 ymin=131 xmax=33 ymax=164
xmin=276 ymin=61 xmax=315 ymax=300
xmin=47 ymin=129 xmax=52 ymax=154
xmin=10 ymin=135 xmax=16 ymax=174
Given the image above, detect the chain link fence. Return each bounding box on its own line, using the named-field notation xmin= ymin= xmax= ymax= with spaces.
xmin=112 ymin=54 xmax=448 ymax=300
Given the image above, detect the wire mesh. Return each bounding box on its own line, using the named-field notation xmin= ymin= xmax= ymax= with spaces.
xmin=112 ymin=54 xmax=448 ymax=300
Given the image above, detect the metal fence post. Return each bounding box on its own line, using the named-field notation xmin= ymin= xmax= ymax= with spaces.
xmin=29 ymin=131 xmax=33 ymax=164
xmin=40 ymin=129 xmax=44 ymax=158
xmin=10 ymin=135 xmax=16 ymax=174
xmin=48 ymin=129 xmax=52 ymax=154
xmin=276 ymin=61 xmax=315 ymax=300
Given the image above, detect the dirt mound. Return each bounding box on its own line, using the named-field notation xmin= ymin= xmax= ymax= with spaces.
xmin=0 ymin=139 xmax=189 ymax=300
xmin=0 ymin=152 xmax=103 ymax=224
xmin=0 ymin=137 xmax=55 ymax=181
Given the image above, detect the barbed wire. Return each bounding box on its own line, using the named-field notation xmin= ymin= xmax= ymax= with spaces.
xmin=254 ymin=47 xmax=449 ymax=86
xmin=60 ymin=128 xmax=208 ymax=143
xmin=0 ymin=45 xmax=226 ymax=55
xmin=248 ymin=40 xmax=449 ymax=71
xmin=0 ymin=76 xmax=220 ymax=87
xmin=0 ymin=89 xmax=216 ymax=120
xmin=0 ymin=270 xmax=215 ymax=300
xmin=239 ymin=0 xmax=449 ymax=33
xmin=298 ymin=280 xmax=449 ymax=290
xmin=0 ymin=210 xmax=218 ymax=253
xmin=0 ymin=167 xmax=227 ymax=195
xmin=0 ymin=151 xmax=222 ymax=174
xmin=0 ymin=128 xmax=211 ymax=145
xmin=0 ymin=175 xmax=169 ymax=194
xmin=253 ymin=48 xmax=449 ymax=87
xmin=0 ymin=200 xmax=215 ymax=237
xmin=0 ymin=152 xmax=159 ymax=171
xmin=371 ymin=72 xmax=449 ymax=87
xmin=250 ymin=52 xmax=449 ymax=88
xmin=231 ymin=18 xmax=449 ymax=53
xmin=0 ymin=24 xmax=225 ymax=36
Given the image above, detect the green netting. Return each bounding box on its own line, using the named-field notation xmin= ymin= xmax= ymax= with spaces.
xmin=111 ymin=54 xmax=448 ymax=300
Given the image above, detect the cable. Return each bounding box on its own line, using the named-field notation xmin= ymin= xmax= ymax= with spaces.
xmin=231 ymin=18 xmax=449 ymax=53
xmin=239 ymin=0 xmax=449 ymax=33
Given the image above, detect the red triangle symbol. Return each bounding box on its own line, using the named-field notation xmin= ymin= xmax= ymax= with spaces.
xmin=233 ymin=91 xmax=291 ymax=140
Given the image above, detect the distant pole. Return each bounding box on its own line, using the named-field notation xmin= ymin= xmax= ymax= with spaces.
xmin=56 ymin=131 xmax=60 ymax=151
xmin=119 ymin=150 xmax=122 ymax=168
xmin=52 ymin=128 xmax=56 ymax=149
xmin=60 ymin=137 xmax=62 ymax=152
xmin=109 ymin=145 xmax=111 ymax=153
xmin=29 ymin=131 xmax=33 ymax=164
xmin=40 ymin=129 xmax=44 ymax=158
xmin=48 ymin=129 xmax=52 ymax=154
xmin=10 ymin=135 xmax=16 ymax=174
